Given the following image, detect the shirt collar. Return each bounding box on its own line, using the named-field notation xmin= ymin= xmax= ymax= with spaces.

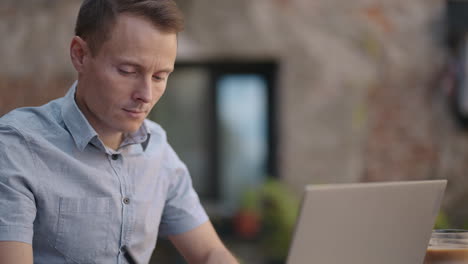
xmin=62 ymin=81 xmax=99 ymax=152
xmin=62 ymin=81 xmax=151 ymax=152
xmin=121 ymin=121 xmax=151 ymax=151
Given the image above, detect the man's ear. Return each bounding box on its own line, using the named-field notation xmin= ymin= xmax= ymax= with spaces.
xmin=70 ymin=36 xmax=90 ymax=73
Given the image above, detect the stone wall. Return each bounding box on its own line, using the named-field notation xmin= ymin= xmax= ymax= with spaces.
xmin=0 ymin=1 xmax=78 ymax=113
xmin=175 ymin=0 xmax=448 ymax=188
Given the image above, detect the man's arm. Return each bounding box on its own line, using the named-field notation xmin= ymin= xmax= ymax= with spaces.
xmin=169 ymin=221 xmax=239 ymax=264
xmin=0 ymin=127 xmax=36 ymax=264
xmin=0 ymin=242 xmax=33 ymax=264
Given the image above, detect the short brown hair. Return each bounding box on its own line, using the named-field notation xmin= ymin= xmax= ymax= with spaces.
xmin=75 ymin=0 xmax=184 ymax=56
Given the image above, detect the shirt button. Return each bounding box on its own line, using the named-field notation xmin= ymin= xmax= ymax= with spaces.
xmin=111 ymin=154 xmax=119 ymax=160
xmin=123 ymin=197 xmax=130 ymax=205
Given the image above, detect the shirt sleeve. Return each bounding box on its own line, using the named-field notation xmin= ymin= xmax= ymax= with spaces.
xmin=158 ymin=142 xmax=209 ymax=237
xmin=0 ymin=125 xmax=37 ymax=244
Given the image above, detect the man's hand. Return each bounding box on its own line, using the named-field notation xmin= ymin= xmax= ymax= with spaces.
xmin=169 ymin=221 xmax=239 ymax=264
xmin=0 ymin=241 xmax=33 ymax=264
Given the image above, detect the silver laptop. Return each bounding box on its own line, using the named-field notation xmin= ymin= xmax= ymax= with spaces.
xmin=286 ymin=180 xmax=447 ymax=264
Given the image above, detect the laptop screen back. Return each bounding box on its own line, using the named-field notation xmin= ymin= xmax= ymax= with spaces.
xmin=286 ymin=180 xmax=447 ymax=264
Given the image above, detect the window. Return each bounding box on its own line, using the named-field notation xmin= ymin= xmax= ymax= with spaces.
xmin=148 ymin=61 xmax=278 ymax=214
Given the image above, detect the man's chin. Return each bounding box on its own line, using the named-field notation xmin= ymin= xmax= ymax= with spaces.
xmin=121 ymin=122 xmax=145 ymax=134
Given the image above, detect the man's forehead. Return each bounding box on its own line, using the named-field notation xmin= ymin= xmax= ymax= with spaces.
xmin=100 ymin=14 xmax=177 ymax=49
xmin=112 ymin=13 xmax=164 ymax=34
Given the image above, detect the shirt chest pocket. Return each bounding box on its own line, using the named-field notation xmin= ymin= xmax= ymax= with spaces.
xmin=54 ymin=197 xmax=112 ymax=263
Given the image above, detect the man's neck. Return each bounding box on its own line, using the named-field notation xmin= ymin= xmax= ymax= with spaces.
xmin=99 ymin=132 xmax=124 ymax=151
xmin=73 ymin=88 xmax=124 ymax=151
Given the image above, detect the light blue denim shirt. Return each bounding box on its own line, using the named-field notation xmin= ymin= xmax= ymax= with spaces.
xmin=0 ymin=82 xmax=208 ymax=264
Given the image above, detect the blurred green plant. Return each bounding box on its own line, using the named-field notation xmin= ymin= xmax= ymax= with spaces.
xmin=434 ymin=211 xmax=451 ymax=229
xmin=236 ymin=179 xmax=300 ymax=262
xmin=260 ymin=179 xmax=299 ymax=261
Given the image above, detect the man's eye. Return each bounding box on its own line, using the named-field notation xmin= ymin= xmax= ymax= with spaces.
xmin=152 ymin=75 xmax=165 ymax=81
xmin=118 ymin=68 xmax=135 ymax=75
xmin=153 ymin=72 xmax=170 ymax=81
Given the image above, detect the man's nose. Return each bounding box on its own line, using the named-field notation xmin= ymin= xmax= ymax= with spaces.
xmin=133 ymin=77 xmax=152 ymax=103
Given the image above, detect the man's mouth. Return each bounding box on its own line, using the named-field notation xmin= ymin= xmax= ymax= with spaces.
xmin=124 ymin=109 xmax=145 ymax=114
xmin=123 ymin=108 xmax=147 ymax=118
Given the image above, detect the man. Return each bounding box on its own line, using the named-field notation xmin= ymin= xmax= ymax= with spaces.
xmin=0 ymin=0 xmax=238 ymax=263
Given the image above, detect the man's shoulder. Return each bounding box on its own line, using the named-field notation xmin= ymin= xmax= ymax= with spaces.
xmin=0 ymin=98 xmax=65 ymax=138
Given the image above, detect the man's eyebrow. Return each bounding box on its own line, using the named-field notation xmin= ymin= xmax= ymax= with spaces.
xmin=118 ymin=59 xmax=143 ymax=69
xmin=158 ymin=67 xmax=174 ymax=73
xmin=117 ymin=59 xmax=173 ymax=73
